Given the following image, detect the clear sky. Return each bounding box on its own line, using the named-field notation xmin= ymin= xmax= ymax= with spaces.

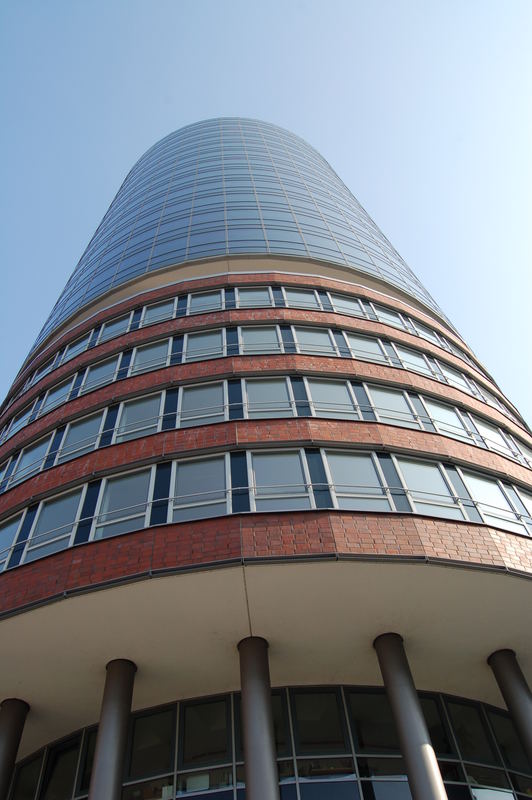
xmin=1 ymin=0 xmax=531 ymax=422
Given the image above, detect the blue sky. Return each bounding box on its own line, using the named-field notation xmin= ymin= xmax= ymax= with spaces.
xmin=1 ymin=0 xmax=531 ymax=422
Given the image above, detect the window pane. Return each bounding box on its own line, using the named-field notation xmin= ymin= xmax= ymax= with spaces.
xmin=424 ymin=398 xmax=470 ymax=442
xmin=11 ymin=754 xmax=43 ymax=800
xmin=439 ymin=363 xmax=470 ymax=392
xmin=374 ymin=305 xmax=403 ymax=328
xmin=10 ymin=406 xmax=33 ymax=436
xmin=348 ymin=692 xmax=400 ymax=753
xmin=414 ymin=320 xmax=440 ymax=344
xmin=129 ymin=708 xmax=175 ymax=778
xmin=246 ymin=378 xmax=292 ymax=418
xmin=487 ymin=710 xmax=531 ymax=773
xmin=330 ymin=294 xmax=364 ymax=317
xmin=186 ymin=330 xmax=224 ymax=361
xmin=180 ymin=384 xmax=225 ymax=427
xmin=462 ymin=471 xmax=524 ymax=534
xmin=189 ymin=290 xmax=223 ymax=313
xmin=95 ymin=470 xmax=151 ymax=539
xmin=0 ymin=515 xmax=22 ymax=566
xmin=238 ymin=287 xmax=271 ymax=307
xmin=100 ymin=315 xmax=129 ymax=342
xmin=57 ymin=413 xmax=103 ymax=462
xmin=143 ymin=299 xmax=175 ymax=325
xmin=29 ymin=490 xmax=82 ymax=552
xmin=42 ymin=380 xmax=72 ymax=413
xmin=122 ymin=777 xmax=174 ymax=799
xmin=396 ymin=458 xmax=464 ymax=520
xmin=369 ymin=387 xmax=417 ymax=428
xmin=446 ymin=700 xmax=499 ymax=764
xmin=181 ymin=699 xmax=229 ymax=767
xmin=241 ymin=326 xmax=281 ymax=354
xmin=11 ymin=437 xmax=51 ymax=483
xmin=116 ymin=395 xmax=161 ymax=442
xmin=40 ymin=738 xmax=80 ymax=800
xmin=173 ymin=457 xmax=227 ymax=521
xmin=307 ymin=379 xmax=357 ymax=419
xmin=327 ymin=452 xmax=390 ymax=510
xmin=472 ymin=417 xmax=513 ymax=457
xmin=295 ymin=326 xmax=335 ymax=355
xmin=285 ymin=288 xmax=320 ymax=308
xmin=361 ymin=781 xmax=411 ymax=799
xmin=292 ymin=691 xmax=347 ymax=755
xmin=395 ymin=346 xmax=432 ymax=376
xmin=252 ymin=452 xmax=310 ymax=510
xmin=420 ymin=696 xmax=454 ymax=756
xmin=131 ymin=341 xmax=168 ymax=374
xmin=83 ymin=356 xmax=119 ymax=392
xmin=63 ymin=332 xmax=91 ymax=362
xmin=347 ymin=334 xmax=385 ymax=363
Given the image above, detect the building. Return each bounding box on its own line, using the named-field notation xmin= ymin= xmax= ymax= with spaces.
xmin=0 ymin=118 xmax=531 ymax=800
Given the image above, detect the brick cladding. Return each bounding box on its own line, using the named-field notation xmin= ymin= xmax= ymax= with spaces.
xmin=2 ymin=418 xmax=532 ymax=520
xmin=2 ymin=354 xmax=530 ymax=466
xmin=0 ymin=511 xmax=530 ymax=618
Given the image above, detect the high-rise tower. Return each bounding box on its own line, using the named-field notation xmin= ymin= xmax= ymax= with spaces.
xmin=0 ymin=119 xmax=530 ymax=800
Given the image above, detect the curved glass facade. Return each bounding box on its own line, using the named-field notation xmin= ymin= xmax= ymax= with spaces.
xmin=35 ymin=118 xmax=445 ymax=352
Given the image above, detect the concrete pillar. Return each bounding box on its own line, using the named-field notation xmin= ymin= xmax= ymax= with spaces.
xmin=0 ymin=699 xmax=29 ymax=800
xmin=374 ymin=633 xmax=448 ymax=800
xmin=88 ymin=659 xmax=136 ymax=800
xmin=238 ymin=637 xmax=280 ymax=800
xmin=488 ymin=649 xmax=532 ymax=765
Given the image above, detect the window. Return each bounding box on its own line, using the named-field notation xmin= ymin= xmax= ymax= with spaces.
xmin=251 ymin=451 xmax=311 ymax=510
xmin=129 ymin=708 xmax=175 ymax=779
xmin=10 ymin=436 xmax=51 ymax=484
xmin=330 ymin=293 xmax=364 ymax=317
xmin=307 ymin=379 xmax=358 ymax=419
xmin=292 ymin=690 xmax=347 ymax=755
xmin=396 ymin=459 xmax=465 ymax=520
xmin=461 ymin=471 xmax=525 ymax=534
xmin=83 ymin=356 xmax=119 ymax=393
xmin=413 ymin=320 xmax=440 ymax=344
xmin=326 ymin=452 xmax=390 ymax=511
xmin=246 ymin=378 xmax=293 ymax=418
xmin=241 ymin=326 xmax=281 ymax=354
xmin=99 ymin=315 xmax=130 ymax=342
xmin=0 ymin=515 xmax=22 ymax=569
xmin=185 ymin=330 xmax=224 ymax=361
xmin=8 ymin=405 xmax=34 ymax=437
xmin=143 ymin=299 xmax=175 ymax=325
xmin=423 ymin=398 xmax=470 ymax=442
xmin=131 ymin=340 xmax=169 ymax=374
xmin=173 ymin=456 xmax=227 ymax=521
xmin=57 ymin=412 xmax=104 ymax=463
xmin=116 ymin=395 xmax=162 ymax=442
xmin=181 ymin=698 xmax=230 ymax=767
xmin=62 ymin=332 xmax=91 ymax=362
xmin=395 ymin=345 xmax=432 ymax=376
xmin=285 ymin=287 xmax=320 ymax=309
xmin=472 ymin=416 xmax=514 ymax=458
xmin=348 ymin=691 xmax=400 ymax=753
xmin=446 ymin=700 xmax=499 ymax=765
xmin=368 ymin=386 xmax=417 ymax=428
xmin=26 ymin=490 xmax=83 ymax=561
xmin=180 ymin=384 xmax=225 ymax=427
xmin=347 ymin=333 xmax=386 ymax=363
xmin=189 ymin=290 xmax=223 ymax=314
xmin=294 ymin=326 xmax=336 ymax=355
xmin=40 ymin=378 xmax=74 ymax=414
xmin=94 ymin=470 xmax=151 ymax=539
xmin=438 ymin=362 xmax=471 ymax=393
xmin=374 ymin=305 xmax=404 ymax=329
xmin=40 ymin=737 xmax=80 ymax=800
xmin=237 ymin=287 xmax=272 ymax=307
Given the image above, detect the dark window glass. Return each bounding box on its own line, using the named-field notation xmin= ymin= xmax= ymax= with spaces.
xmin=487 ymin=709 xmax=532 ymax=774
xmin=348 ymin=692 xmax=400 ymax=754
xmin=292 ymin=690 xmax=347 ymax=755
xmin=121 ymin=776 xmax=174 ymax=799
xmin=361 ymin=781 xmax=412 ymax=800
xmin=300 ymin=782 xmax=359 ymax=799
xmin=420 ymin=696 xmax=454 ymax=756
xmin=444 ymin=787 xmax=471 ymax=800
xmin=11 ymin=754 xmax=43 ymax=800
xmin=181 ymin=699 xmax=230 ymax=767
xmin=297 ymin=757 xmax=356 ymax=779
xmin=40 ymin=737 xmax=80 ymax=800
xmin=446 ymin=701 xmax=499 ymax=765
xmin=78 ymin=728 xmax=97 ymax=793
xmin=464 ymin=763 xmax=509 ymax=788
xmin=357 ymin=757 xmax=407 ymax=778
xmin=129 ymin=707 xmax=175 ymax=778
xmin=235 ymin=692 xmax=290 ymax=758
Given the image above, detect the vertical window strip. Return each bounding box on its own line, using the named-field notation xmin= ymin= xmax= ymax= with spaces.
xmin=99 ymin=405 xmax=120 ymax=448
xmin=279 ymin=325 xmax=296 ymax=353
xmin=376 ymin=454 xmax=411 ymax=512
xmin=150 ymin=463 xmax=172 ymax=526
xmin=170 ymin=335 xmax=184 ymax=365
xmin=290 ymin=377 xmax=312 ymax=417
xmin=227 ymin=380 xmax=244 ymax=420
xmin=162 ymin=389 xmax=179 ymax=430
xmin=44 ymin=427 xmax=66 ymax=469
xmin=74 ymin=480 xmax=102 ymax=544
xmin=350 ymin=383 xmax=376 ymax=421
xmin=130 ymin=307 xmax=143 ymax=330
xmin=117 ymin=350 xmax=133 ymax=381
xmin=68 ymin=369 xmax=86 ymax=401
xmin=443 ymin=465 xmax=483 ymax=524
xmin=230 ymin=451 xmax=250 ymax=513
xmin=226 ymin=327 xmax=239 ymax=357
xmin=7 ymin=504 xmax=37 ymax=568
xmin=305 ymin=448 xmax=332 ymax=508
